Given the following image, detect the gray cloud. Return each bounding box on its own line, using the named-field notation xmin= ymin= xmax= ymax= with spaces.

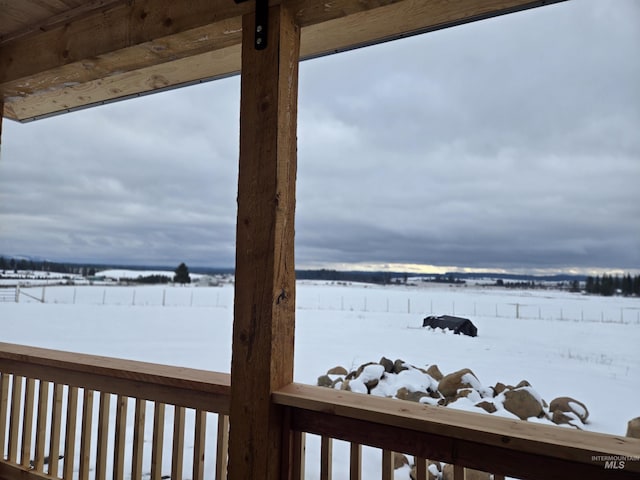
xmin=1 ymin=0 xmax=638 ymax=272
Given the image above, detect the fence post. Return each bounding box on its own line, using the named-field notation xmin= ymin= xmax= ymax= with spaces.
xmin=41 ymin=286 xmax=46 ymax=303
xmin=162 ymin=290 xmax=166 ymax=307
xmin=15 ymin=286 xmax=20 ymax=303
xmin=73 ymin=288 xmax=77 ymax=305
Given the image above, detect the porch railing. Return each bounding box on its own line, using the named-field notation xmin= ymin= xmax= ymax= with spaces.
xmin=0 ymin=342 xmax=230 ymax=480
xmin=1 ymin=343 xmax=639 ymax=480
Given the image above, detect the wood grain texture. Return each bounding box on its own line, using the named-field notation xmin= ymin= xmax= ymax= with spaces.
xmin=79 ymin=389 xmax=94 ymax=480
xmin=33 ymin=381 xmax=49 ymax=473
xmin=0 ymin=342 xmax=230 ymax=414
xmin=7 ymin=376 xmax=22 ymax=463
xmin=1 ymin=0 xmax=567 ymax=121
xmin=171 ymin=406 xmax=185 ymax=480
xmin=227 ymin=4 xmax=300 ymax=480
xmin=381 ymin=450 xmax=394 ymax=480
xmin=320 ymin=436 xmax=332 ymax=480
xmin=349 ymin=442 xmax=361 ymax=480
xmin=192 ymin=410 xmax=207 ymax=480
xmin=131 ymin=399 xmax=146 ymax=480
xmin=95 ymin=393 xmax=110 ymax=480
xmin=113 ymin=395 xmax=127 ymax=480
xmin=20 ymin=378 xmax=35 ymax=467
xmin=214 ymin=414 xmax=228 ymax=480
xmin=63 ymin=386 xmax=78 ymax=479
xmin=274 ymin=383 xmax=640 ymax=479
xmin=47 ymin=384 xmax=63 ymax=476
xmin=151 ymin=402 xmax=166 ymax=480
xmin=0 ymin=374 xmax=8 ymax=457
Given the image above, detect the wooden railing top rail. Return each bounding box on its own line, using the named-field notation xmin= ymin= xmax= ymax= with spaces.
xmin=0 ymin=342 xmax=231 ymax=414
xmin=274 ymin=383 xmax=640 ymax=480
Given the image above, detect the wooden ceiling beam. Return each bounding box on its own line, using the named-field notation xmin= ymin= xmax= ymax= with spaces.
xmin=1 ymin=0 xmax=567 ymax=122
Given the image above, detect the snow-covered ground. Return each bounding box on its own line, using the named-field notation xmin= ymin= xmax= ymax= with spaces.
xmin=1 ymin=281 xmax=639 ymax=479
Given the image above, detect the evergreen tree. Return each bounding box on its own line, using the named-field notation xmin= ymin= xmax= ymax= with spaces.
xmin=174 ymin=263 xmax=191 ymax=284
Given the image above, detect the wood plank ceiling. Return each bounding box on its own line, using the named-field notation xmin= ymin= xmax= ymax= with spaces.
xmin=0 ymin=0 xmax=567 ymax=122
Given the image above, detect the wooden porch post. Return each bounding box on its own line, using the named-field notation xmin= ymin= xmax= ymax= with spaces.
xmin=228 ymin=4 xmax=300 ymax=480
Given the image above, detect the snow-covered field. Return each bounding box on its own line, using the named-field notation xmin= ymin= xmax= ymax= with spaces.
xmin=1 ymin=281 xmax=639 ymax=479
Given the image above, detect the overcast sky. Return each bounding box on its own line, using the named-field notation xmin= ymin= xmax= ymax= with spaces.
xmin=1 ymin=0 xmax=638 ymax=274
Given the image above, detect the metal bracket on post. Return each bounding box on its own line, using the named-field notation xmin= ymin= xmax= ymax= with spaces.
xmin=235 ymin=0 xmax=268 ymax=50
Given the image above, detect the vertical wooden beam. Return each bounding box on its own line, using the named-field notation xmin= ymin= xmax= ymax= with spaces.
xmin=228 ymin=3 xmax=300 ymax=480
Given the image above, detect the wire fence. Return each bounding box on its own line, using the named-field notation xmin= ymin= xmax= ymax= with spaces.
xmin=3 ymin=285 xmax=639 ymax=325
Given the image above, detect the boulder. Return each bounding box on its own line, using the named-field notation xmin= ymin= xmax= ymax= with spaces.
xmin=426 ymin=364 xmax=444 ymax=381
xmin=626 ymin=417 xmax=640 ymax=439
xmin=355 ymin=362 xmax=378 ymax=378
xmin=317 ymin=375 xmax=333 ymax=387
xmin=549 ymin=397 xmax=589 ymax=424
xmin=475 ymin=401 xmax=497 ymax=414
xmin=393 ymin=359 xmax=409 ymax=374
xmin=327 ymin=366 xmax=348 ymax=375
xmin=410 ymin=460 xmax=440 ymax=480
xmin=394 ymin=452 xmax=409 ymax=469
xmin=379 ymin=356 xmax=394 ymax=373
xmin=396 ymin=387 xmax=428 ymax=402
xmin=492 ymin=382 xmax=507 ymax=395
xmin=515 ymin=379 xmax=531 ymax=388
xmin=551 ymin=409 xmax=575 ymax=426
xmin=502 ymin=387 xmax=543 ymax=420
xmin=438 ymin=368 xmax=479 ymax=398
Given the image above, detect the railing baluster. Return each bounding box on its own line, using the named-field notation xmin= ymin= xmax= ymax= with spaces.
xmin=320 ymin=436 xmax=333 ymax=480
xmin=291 ymin=430 xmax=306 ymax=480
xmin=79 ymin=389 xmax=94 ymax=479
xmin=349 ymin=442 xmax=361 ymax=480
xmin=48 ymin=383 xmax=64 ymax=477
xmin=113 ymin=395 xmax=128 ymax=480
xmin=192 ymin=410 xmax=207 ymax=480
xmin=414 ymin=457 xmax=428 ymax=480
xmin=215 ymin=414 xmax=228 ymax=480
xmin=381 ymin=450 xmax=393 ymax=480
xmin=151 ymin=402 xmax=166 ymax=480
xmin=0 ymin=373 xmax=9 ymax=460
xmin=20 ymin=377 xmax=36 ymax=468
xmin=8 ymin=375 xmax=23 ymax=463
xmin=95 ymin=392 xmax=110 ymax=480
xmin=132 ymin=398 xmax=146 ymax=480
xmin=172 ymin=406 xmax=186 ymax=480
xmin=63 ymin=386 xmax=79 ymax=479
xmin=493 ymin=474 xmax=505 ymax=480
xmin=34 ymin=380 xmax=49 ymax=472
xmin=453 ymin=464 xmax=464 ymax=479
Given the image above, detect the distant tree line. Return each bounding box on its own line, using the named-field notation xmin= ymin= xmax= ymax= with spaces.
xmin=0 ymin=256 xmax=92 ymax=275
xmin=584 ymin=274 xmax=640 ymax=296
